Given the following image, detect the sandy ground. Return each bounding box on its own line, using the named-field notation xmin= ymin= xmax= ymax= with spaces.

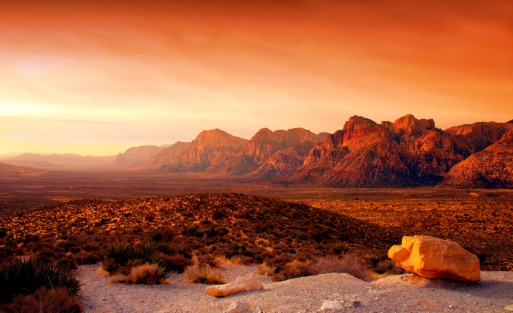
xmin=77 ymin=263 xmax=513 ymax=313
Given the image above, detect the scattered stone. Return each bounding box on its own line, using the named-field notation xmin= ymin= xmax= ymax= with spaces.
xmin=388 ymin=235 xmax=481 ymax=281
xmin=224 ymin=301 xmax=250 ymax=313
xmin=321 ymin=300 xmax=343 ymax=311
xmin=351 ymin=301 xmax=362 ymax=308
xmin=205 ymin=273 xmax=264 ymax=297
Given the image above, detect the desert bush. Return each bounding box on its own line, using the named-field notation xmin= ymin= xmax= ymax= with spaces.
xmin=310 ymin=254 xmax=372 ymax=281
xmin=373 ymin=259 xmax=404 ymax=275
xmin=257 ymin=262 xmax=275 ymax=276
xmin=103 ymin=241 xmax=160 ymax=273
xmin=109 ymin=263 xmax=169 ymax=285
xmin=149 ymin=228 xmax=174 ymax=243
xmin=0 ymin=259 xmax=80 ymax=304
xmin=181 ymin=224 xmax=204 ymax=237
xmin=1 ymin=287 xmax=82 ymax=313
xmin=54 ymin=257 xmax=78 ymax=272
xmin=158 ymin=253 xmax=192 ymax=273
xmin=183 ymin=263 xmax=226 ymax=284
xmin=226 ymin=242 xmax=254 ymax=259
xmin=102 ymin=241 xmax=134 ymax=273
xmin=72 ymin=251 xmax=102 ymax=265
xmin=272 ymin=259 xmax=312 ymax=282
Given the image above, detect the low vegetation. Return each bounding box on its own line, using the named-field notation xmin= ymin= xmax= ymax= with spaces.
xmin=109 ymin=263 xmax=169 ymax=285
xmin=183 ymin=260 xmax=226 ymax=284
xmin=0 ymin=259 xmax=82 ymax=312
xmin=0 ymin=190 xmax=512 ymax=308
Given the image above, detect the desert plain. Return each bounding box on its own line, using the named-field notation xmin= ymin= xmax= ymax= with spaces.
xmin=1 ymin=172 xmax=513 ymax=312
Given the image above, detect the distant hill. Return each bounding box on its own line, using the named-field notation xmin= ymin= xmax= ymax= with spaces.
xmin=111 ymin=145 xmax=165 ymax=169
xmin=0 ymin=162 xmax=46 ymax=177
xmin=3 ymin=153 xmax=116 ymax=170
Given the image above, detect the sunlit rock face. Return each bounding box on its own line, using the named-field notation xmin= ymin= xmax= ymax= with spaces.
xmin=388 ymin=235 xmax=481 ymax=282
xmin=443 ymin=130 xmax=513 ymax=188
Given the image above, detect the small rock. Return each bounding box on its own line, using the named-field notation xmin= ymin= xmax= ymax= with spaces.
xmin=321 ymin=300 xmax=343 ymax=311
xmin=224 ymin=301 xmax=250 ymax=313
xmin=505 ymin=304 xmax=513 ymax=311
xmin=351 ymin=301 xmax=362 ymax=308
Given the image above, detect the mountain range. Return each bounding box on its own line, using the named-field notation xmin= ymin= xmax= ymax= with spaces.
xmin=2 ymin=114 xmax=512 ymax=188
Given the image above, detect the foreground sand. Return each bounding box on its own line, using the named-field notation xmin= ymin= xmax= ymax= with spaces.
xmin=77 ymin=263 xmax=513 ymax=313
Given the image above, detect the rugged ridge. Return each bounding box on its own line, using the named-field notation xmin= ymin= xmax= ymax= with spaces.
xmin=171 ymin=129 xmax=248 ymax=172
xmin=285 ymin=114 xmax=510 ymax=187
xmin=8 ymin=114 xmax=512 ymax=188
xmin=443 ymin=130 xmax=513 ymax=188
xmin=228 ymin=128 xmax=326 ymax=177
xmin=112 ymin=145 xmax=164 ymax=169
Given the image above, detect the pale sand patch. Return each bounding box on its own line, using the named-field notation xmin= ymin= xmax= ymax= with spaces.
xmin=77 ymin=264 xmax=513 ymax=313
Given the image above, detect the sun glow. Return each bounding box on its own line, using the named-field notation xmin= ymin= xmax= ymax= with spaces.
xmin=1 ymin=1 xmax=512 ymax=156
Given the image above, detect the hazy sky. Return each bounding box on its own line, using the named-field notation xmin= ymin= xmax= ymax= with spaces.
xmin=1 ymin=0 xmax=512 ymax=156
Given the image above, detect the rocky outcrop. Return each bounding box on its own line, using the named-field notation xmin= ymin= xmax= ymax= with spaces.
xmin=290 ymin=116 xmax=418 ymax=187
xmin=174 ymin=129 xmax=248 ymax=172
xmin=228 ymin=128 xmax=325 ymax=176
xmin=443 ymin=130 xmax=513 ymax=188
xmin=388 ymin=235 xmax=480 ymax=282
xmin=445 ymin=122 xmax=513 ymax=152
xmin=285 ymin=114 xmax=509 ymax=187
xmin=205 ymin=273 xmax=263 ymax=297
xmin=153 ymin=141 xmax=191 ymax=171
xmin=112 ymin=145 xmax=164 ymax=169
xmin=249 ymin=148 xmax=305 ymax=178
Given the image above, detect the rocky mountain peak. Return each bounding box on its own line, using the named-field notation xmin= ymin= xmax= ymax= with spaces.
xmin=391 ymin=114 xmax=435 ymax=138
xmin=194 ymin=129 xmax=247 ymax=148
xmin=342 ymin=116 xmax=380 ymax=143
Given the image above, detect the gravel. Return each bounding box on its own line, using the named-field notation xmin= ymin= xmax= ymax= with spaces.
xmin=77 ymin=263 xmax=513 ymax=313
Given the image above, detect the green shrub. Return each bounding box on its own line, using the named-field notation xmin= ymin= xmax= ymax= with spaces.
xmin=0 ymin=259 xmax=80 ymax=304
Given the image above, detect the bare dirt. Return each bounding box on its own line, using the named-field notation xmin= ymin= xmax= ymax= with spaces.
xmin=77 ymin=263 xmax=513 ymax=313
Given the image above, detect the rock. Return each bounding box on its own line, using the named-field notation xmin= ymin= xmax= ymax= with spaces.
xmin=321 ymin=300 xmax=343 ymax=311
xmin=351 ymin=301 xmax=362 ymax=308
xmin=388 ymin=235 xmax=480 ymax=282
xmin=504 ymin=304 xmax=513 ymax=311
xmin=224 ymin=301 xmax=250 ymax=313
xmin=205 ymin=273 xmax=264 ymax=297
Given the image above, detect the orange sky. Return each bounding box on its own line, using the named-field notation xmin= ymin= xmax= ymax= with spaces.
xmin=1 ymin=0 xmax=512 ymax=156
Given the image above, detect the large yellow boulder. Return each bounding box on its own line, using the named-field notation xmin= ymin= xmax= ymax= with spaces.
xmin=388 ymin=235 xmax=480 ymax=282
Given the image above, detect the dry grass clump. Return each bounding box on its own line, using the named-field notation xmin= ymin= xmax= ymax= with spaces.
xmin=109 ymin=263 xmax=169 ymax=285
xmin=271 ymin=253 xmax=375 ymax=282
xmin=310 ymin=254 xmax=372 ymax=281
xmin=183 ymin=258 xmax=226 ymax=284
xmin=257 ymin=262 xmax=275 ymax=276
xmin=272 ymin=259 xmax=312 ymax=282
